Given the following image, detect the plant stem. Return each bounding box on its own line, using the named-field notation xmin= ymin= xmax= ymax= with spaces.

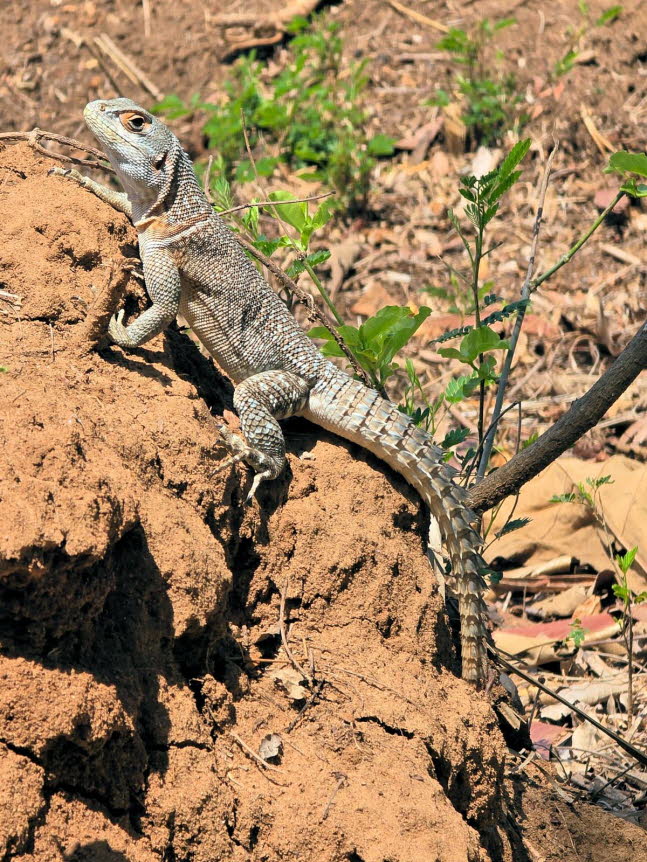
xmin=530 ymin=190 xmax=626 ymax=291
xmin=303 ymin=260 xmax=345 ymax=327
xmin=476 ymin=144 xmax=557 ymax=479
xmin=472 ymin=211 xmax=485 ymax=448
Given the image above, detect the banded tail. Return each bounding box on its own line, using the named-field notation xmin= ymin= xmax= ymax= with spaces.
xmin=305 ymin=367 xmax=489 ymax=683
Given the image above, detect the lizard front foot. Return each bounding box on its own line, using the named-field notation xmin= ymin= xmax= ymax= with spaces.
xmin=215 ymin=424 xmax=281 ymax=503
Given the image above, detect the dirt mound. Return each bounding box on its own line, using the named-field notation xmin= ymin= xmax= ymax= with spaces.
xmin=1 ymin=143 xmax=645 ymax=861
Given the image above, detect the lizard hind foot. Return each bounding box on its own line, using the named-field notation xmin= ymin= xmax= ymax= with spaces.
xmin=215 ymin=425 xmax=281 ymax=503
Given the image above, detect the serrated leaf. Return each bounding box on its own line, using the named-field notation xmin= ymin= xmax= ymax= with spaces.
xmin=497 ymin=138 xmax=531 ymax=183
xmin=495 ymin=517 xmax=531 ymax=538
xmin=441 ymin=427 xmax=470 ymax=449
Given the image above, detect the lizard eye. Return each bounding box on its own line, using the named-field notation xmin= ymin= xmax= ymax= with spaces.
xmin=119 ymin=112 xmax=151 ymax=134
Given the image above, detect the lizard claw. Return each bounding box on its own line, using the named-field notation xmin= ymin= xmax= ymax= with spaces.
xmin=48 ymin=167 xmax=84 ymax=183
xmin=214 ymin=424 xmax=277 ymax=502
xmin=108 ymin=309 xmax=129 ymax=344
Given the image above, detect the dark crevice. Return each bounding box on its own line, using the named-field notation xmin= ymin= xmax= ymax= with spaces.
xmin=355 ymin=716 xmax=414 ymax=739
xmin=0 ymin=737 xmax=43 ymax=768
xmin=149 ymin=740 xmax=212 ymax=753
xmin=425 ymin=741 xmax=472 ymax=823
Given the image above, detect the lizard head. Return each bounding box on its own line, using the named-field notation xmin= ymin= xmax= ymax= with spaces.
xmin=83 ymin=98 xmax=180 ymax=199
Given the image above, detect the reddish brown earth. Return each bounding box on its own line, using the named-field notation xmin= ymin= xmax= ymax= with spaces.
xmin=1 ymin=138 xmax=645 ymax=862
xmin=1 ymin=0 xmax=646 ymax=858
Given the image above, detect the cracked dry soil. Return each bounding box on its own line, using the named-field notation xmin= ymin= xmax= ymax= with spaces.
xmin=1 ymin=144 xmax=645 ymax=862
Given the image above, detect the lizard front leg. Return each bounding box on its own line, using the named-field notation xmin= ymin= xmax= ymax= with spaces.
xmin=50 ymin=167 xmax=133 ymax=217
xmin=217 ymin=370 xmax=311 ymax=501
xmin=109 ymin=248 xmax=180 ymax=348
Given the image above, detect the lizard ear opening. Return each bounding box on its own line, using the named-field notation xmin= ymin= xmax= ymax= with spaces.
xmin=152 ymin=151 xmax=168 ymax=171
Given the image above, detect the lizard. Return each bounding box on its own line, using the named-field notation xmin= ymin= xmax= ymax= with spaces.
xmin=54 ymin=98 xmax=491 ymax=684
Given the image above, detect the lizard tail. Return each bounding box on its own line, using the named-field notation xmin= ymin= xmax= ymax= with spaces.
xmin=305 ymin=369 xmax=489 ymax=683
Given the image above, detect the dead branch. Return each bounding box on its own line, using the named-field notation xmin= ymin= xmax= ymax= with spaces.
xmin=0 ymin=129 xmax=111 ymax=172
xmin=467 ymin=321 xmax=647 ymax=514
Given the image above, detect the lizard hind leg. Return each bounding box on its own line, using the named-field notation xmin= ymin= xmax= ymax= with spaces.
xmin=217 ymin=369 xmax=311 ymax=503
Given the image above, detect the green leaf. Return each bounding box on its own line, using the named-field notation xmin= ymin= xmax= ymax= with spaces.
xmin=550 ymin=493 xmax=577 ymax=503
xmin=252 ymin=101 xmax=289 ymax=129
xmin=286 ymin=258 xmax=307 ymax=278
xmin=267 ymin=191 xmax=308 ymax=231
xmin=367 ymin=134 xmax=396 ymax=156
xmin=616 ymin=545 xmax=638 ymax=576
xmin=441 ymin=427 xmax=470 ymax=449
xmin=595 ymin=5 xmax=622 ymax=25
xmin=496 ymin=139 xmax=531 ymax=184
xmin=152 ymin=93 xmax=189 ymax=118
xmin=437 ymin=347 xmax=465 ymax=363
xmin=255 ymin=156 xmax=279 ymax=177
xmin=521 ymin=431 xmax=539 ymax=450
xmin=235 ymin=160 xmax=256 ymax=183
xmin=310 ymin=200 xmax=333 ymax=230
xmin=605 ymin=151 xmax=647 ymax=179
xmin=305 ymin=249 xmax=331 ymax=267
xmin=585 ymin=475 xmax=613 ymax=489
xmin=620 ymin=179 xmax=647 ymax=198
xmin=444 ymin=374 xmax=479 ymax=403
xmin=612 ymin=583 xmax=630 ymax=602
xmin=495 ymin=517 xmax=531 ymax=538
xmin=252 ymin=235 xmax=291 ymax=257
xmin=444 ymin=325 xmax=510 ymax=365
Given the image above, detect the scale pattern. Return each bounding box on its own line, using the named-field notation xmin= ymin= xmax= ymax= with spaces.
xmin=67 ymin=98 xmax=489 ymax=683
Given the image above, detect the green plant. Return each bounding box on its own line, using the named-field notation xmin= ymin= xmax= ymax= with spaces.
xmin=550 ymin=474 xmax=614 ymax=506
xmin=613 ymin=546 xmax=646 ymax=718
xmin=551 ymin=477 xmax=645 ymax=716
xmin=155 ymin=17 xmax=394 ymax=209
xmin=554 ymin=3 xmax=623 ymax=78
xmin=441 ymin=139 xmax=530 ymax=450
xmin=567 ymin=618 xmax=587 ymax=648
xmin=432 ymin=18 xmax=521 ymax=145
xmin=309 ymin=305 xmax=431 ymax=393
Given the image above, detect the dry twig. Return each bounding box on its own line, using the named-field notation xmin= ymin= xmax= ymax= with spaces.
xmin=0 ymin=128 xmax=111 ymax=172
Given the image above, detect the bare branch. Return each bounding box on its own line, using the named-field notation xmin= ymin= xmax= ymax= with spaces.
xmin=468 ymin=322 xmax=647 ymax=513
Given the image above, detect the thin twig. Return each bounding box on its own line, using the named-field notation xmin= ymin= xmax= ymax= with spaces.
xmin=219 ymin=190 xmax=335 ymax=216
xmin=490 ymin=647 xmax=647 ymax=768
xmin=531 ymin=190 xmax=627 ymax=292
xmin=477 ymin=143 xmax=558 ymax=479
xmin=321 ymin=773 xmax=348 ymax=821
xmin=462 ymin=400 xmax=520 ymax=486
xmin=0 ymin=129 xmax=112 ymax=172
xmin=94 ymin=33 xmax=163 ymax=101
xmin=279 ymin=577 xmax=313 ymax=685
xmin=228 ymin=732 xmax=287 ymax=785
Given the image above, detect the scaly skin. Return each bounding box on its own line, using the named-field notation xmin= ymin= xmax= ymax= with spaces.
xmin=56 ymin=98 xmax=489 ymax=683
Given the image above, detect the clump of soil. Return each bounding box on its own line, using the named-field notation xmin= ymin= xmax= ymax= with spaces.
xmin=1 ymin=143 xmax=645 ymax=861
